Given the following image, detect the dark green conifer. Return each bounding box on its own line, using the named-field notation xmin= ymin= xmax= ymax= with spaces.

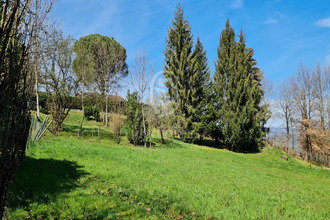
xmin=124 ymin=91 xmax=146 ymax=146
xmin=214 ymin=18 xmax=236 ymax=145
xmin=164 ymin=5 xmax=212 ymax=143
xmin=191 ymin=36 xmax=211 ymax=143
xmin=214 ymin=20 xmax=269 ymax=152
xmin=163 ymin=4 xmax=194 ymax=111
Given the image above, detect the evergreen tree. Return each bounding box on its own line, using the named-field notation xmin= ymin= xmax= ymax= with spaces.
xmin=214 ymin=20 xmax=269 ymax=152
xmin=214 ymin=18 xmax=236 ymax=145
xmin=124 ymin=91 xmax=147 ymax=146
xmin=191 ymin=36 xmax=211 ymax=144
xmin=164 ymin=4 xmax=211 ymax=143
xmin=203 ymin=81 xmax=221 ymax=143
xmin=231 ymin=30 xmax=269 ymax=151
xmin=163 ymin=4 xmax=194 ymax=108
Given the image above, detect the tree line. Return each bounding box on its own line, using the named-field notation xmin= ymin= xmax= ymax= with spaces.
xmin=123 ymin=5 xmax=270 ymax=152
xmin=275 ymin=61 xmax=329 ymax=166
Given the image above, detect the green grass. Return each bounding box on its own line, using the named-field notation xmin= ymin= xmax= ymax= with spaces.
xmin=6 ymin=110 xmax=330 ymax=219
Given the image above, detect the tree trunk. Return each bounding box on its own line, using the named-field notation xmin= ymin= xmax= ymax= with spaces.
xmin=290 ymin=119 xmax=295 ymax=151
xmin=36 ymin=68 xmax=40 ymax=118
xmin=98 ymin=124 xmax=100 ymax=143
xmin=285 ymin=108 xmax=290 ymax=151
xmin=160 ymin=128 xmax=165 ymax=144
xmin=106 ymin=94 xmax=108 ymax=127
xmin=81 ymin=74 xmax=85 ymax=122
xmin=142 ymin=104 xmax=147 ymax=148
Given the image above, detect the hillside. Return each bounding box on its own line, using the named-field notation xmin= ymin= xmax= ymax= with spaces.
xmin=6 ymin=111 xmax=330 ymax=219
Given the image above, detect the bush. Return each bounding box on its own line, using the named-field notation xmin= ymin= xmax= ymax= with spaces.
xmin=84 ymin=106 xmax=100 ymax=121
xmin=110 ymin=114 xmax=124 ymax=144
xmin=124 ymin=91 xmax=146 ymax=146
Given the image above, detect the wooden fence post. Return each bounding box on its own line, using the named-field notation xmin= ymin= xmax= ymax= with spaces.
xmin=98 ymin=124 xmax=100 ymax=143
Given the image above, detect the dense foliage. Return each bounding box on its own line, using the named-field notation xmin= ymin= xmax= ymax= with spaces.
xmin=163 ymin=7 xmax=269 ymax=152
xmin=84 ymin=106 xmax=100 ymax=121
xmin=124 ymin=91 xmax=147 ymax=146
xmin=163 ymin=5 xmax=211 ymax=143
xmin=214 ymin=20 xmax=269 ymax=152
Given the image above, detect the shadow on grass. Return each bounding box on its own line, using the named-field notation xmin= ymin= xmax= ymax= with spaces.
xmin=7 ymin=156 xmax=88 ymax=208
xmin=63 ymin=124 xmax=114 ymax=140
xmin=200 ymin=139 xmax=225 ymax=150
xmin=151 ymin=137 xmax=187 ymax=149
xmin=201 ymin=139 xmax=261 ymax=154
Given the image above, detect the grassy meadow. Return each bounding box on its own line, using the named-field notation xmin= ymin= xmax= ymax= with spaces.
xmin=5 ymin=111 xmax=330 ymax=219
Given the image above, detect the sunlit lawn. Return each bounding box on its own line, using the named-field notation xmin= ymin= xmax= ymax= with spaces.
xmin=6 ymin=111 xmax=330 ymax=219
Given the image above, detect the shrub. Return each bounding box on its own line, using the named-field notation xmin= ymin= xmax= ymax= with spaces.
xmin=110 ymin=114 xmax=124 ymax=144
xmin=124 ymin=91 xmax=146 ymax=146
xmin=84 ymin=106 xmax=100 ymax=121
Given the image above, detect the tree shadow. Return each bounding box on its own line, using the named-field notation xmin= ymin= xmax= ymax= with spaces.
xmin=62 ymin=124 xmax=114 ymax=140
xmin=200 ymin=139 xmax=225 ymax=149
xmin=150 ymin=137 xmax=187 ymax=149
xmin=7 ymin=156 xmax=88 ymax=208
xmin=199 ymin=139 xmax=261 ymax=154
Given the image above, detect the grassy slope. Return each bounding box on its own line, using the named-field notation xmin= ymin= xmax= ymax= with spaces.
xmin=6 ymin=111 xmax=330 ymax=219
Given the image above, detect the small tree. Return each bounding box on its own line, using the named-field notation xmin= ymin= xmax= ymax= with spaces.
xmin=147 ymin=93 xmax=174 ymax=144
xmin=130 ymin=49 xmax=153 ymax=147
xmin=124 ymin=91 xmax=147 ymax=146
xmin=42 ymin=29 xmax=78 ymax=134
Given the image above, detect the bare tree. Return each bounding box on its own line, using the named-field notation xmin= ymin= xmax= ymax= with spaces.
xmin=288 ymin=61 xmax=330 ymax=163
xmin=28 ymin=0 xmax=56 ymax=118
xmin=312 ymin=62 xmax=329 ymax=130
xmin=261 ymin=76 xmax=274 ymax=107
xmin=276 ymin=80 xmax=295 ymax=151
xmin=42 ymin=29 xmax=78 ymax=134
xmin=327 ymin=65 xmax=330 ymax=129
xmin=291 ymin=62 xmax=315 ymax=160
xmin=130 ymin=49 xmax=153 ymax=147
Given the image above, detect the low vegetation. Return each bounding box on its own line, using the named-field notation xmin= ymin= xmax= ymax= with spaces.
xmin=5 ymin=111 xmax=330 ymax=219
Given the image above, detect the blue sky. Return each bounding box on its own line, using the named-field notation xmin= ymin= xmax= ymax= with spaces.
xmin=56 ymin=0 xmax=330 ymax=84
